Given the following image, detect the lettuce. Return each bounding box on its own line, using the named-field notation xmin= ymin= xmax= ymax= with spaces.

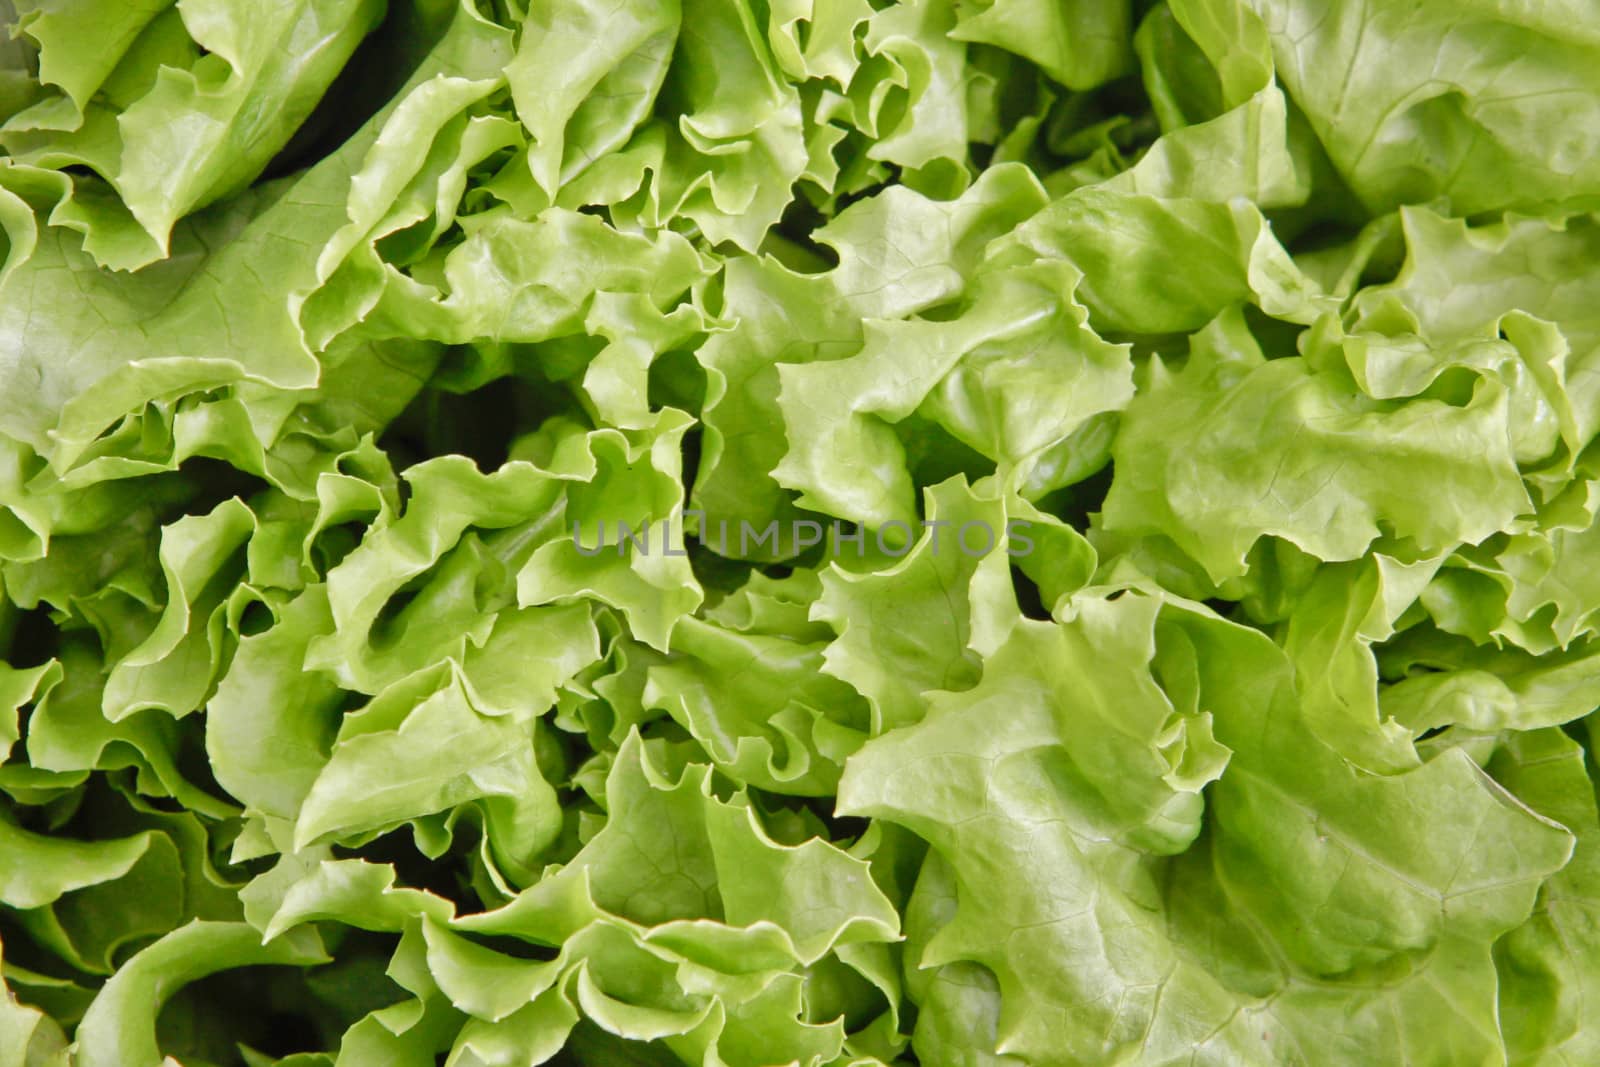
xmin=3 ymin=0 xmax=1600 ymax=1064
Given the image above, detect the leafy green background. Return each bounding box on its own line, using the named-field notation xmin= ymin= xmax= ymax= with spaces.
xmin=3 ymin=0 xmax=1600 ymax=1063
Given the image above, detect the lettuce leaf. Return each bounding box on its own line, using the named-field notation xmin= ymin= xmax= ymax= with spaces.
xmin=3 ymin=0 xmax=1600 ymax=1064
